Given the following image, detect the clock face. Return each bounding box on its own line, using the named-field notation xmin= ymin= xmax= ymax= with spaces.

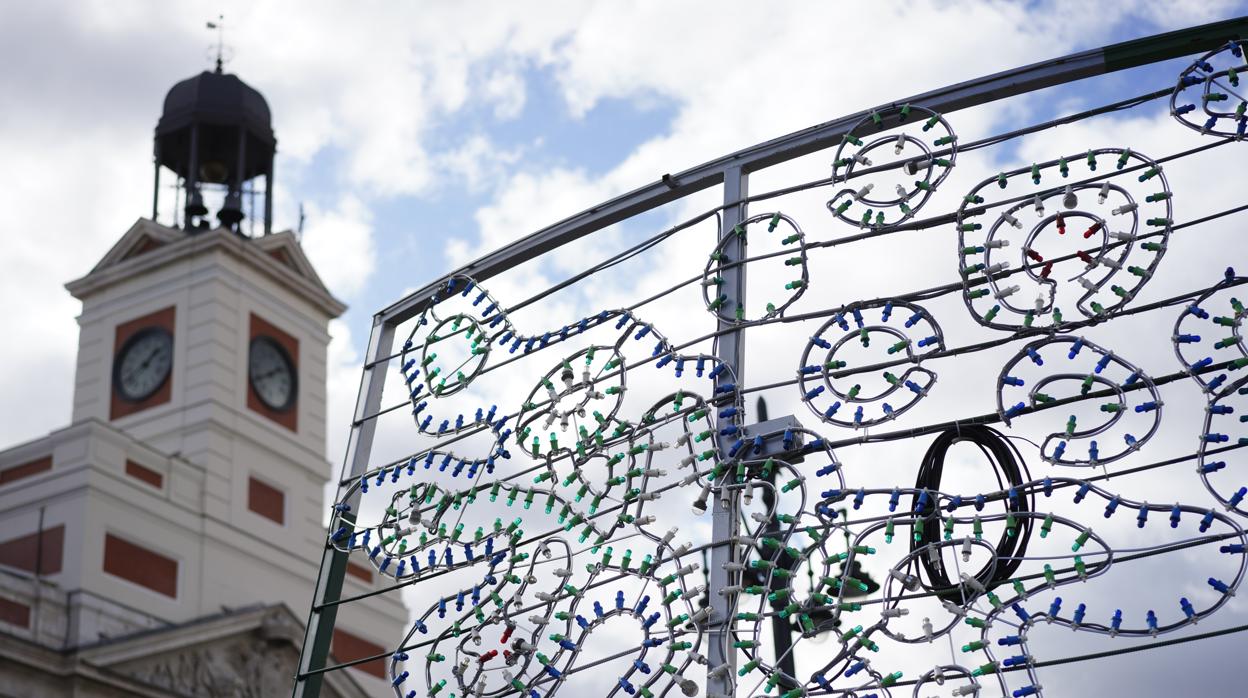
xmin=113 ymin=327 xmax=174 ymax=402
xmin=249 ymin=336 xmax=297 ymax=412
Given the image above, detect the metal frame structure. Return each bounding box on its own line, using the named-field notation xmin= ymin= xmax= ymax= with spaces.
xmin=293 ymin=17 xmax=1248 ymax=697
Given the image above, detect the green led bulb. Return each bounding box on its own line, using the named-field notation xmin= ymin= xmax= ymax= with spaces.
xmin=1073 ymin=529 xmax=1092 ymax=552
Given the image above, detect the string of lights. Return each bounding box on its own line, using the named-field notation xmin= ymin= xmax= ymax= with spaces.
xmin=348 ymin=186 xmax=1248 ymax=443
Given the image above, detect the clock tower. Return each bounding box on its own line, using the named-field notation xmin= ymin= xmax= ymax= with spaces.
xmin=0 ymin=66 xmax=405 ymax=697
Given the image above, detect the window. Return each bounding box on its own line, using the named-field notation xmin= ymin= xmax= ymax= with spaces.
xmin=102 ymin=534 xmax=177 ymax=598
xmin=248 ymin=476 xmax=285 ymax=525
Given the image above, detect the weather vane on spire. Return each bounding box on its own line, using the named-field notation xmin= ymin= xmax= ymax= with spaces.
xmin=206 ymin=14 xmax=226 ymax=73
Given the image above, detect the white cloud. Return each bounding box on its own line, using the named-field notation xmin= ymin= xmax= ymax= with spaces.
xmin=438 ymin=134 xmax=526 ymax=193
xmin=226 ymin=1 xmax=591 ymax=196
xmin=482 ymin=65 xmax=528 ymax=120
xmin=298 ymin=195 xmax=376 ymax=299
xmin=0 ymin=120 xmax=151 ymax=446
xmin=459 ymin=168 xmax=612 ymax=263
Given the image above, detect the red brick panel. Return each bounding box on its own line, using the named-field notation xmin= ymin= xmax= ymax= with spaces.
xmin=0 ymin=597 xmax=30 ymax=628
xmin=125 ymin=460 xmax=164 ymax=489
xmin=247 ymin=313 xmax=299 ymax=432
xmin=0 ymin=456 xmax=52 ymax=486
xmin=331 ymin=628 xmax=386 ymax=679
xmin=247 ymin=476 xmax=285 ymax=525
xmin=111 ymin=306 xmax=176 ymax=420
xmin=0 ymin=525 xmax=65 ymax=575
xmin=102 ymin=534 xmax=178 ymax=598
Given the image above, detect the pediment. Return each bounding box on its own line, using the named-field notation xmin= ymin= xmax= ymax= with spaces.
xmin=66 ymin=219 xmax=346 ymax=318
xmin=113 ymin=634 xmax=304 ymax=698
xmin=249 ymin=230 xmax=332 ymax=292
xmin=91 ymin=218 xmax=186 ymax=272
xmin=81 ymin=605 xmax=368 ymax=698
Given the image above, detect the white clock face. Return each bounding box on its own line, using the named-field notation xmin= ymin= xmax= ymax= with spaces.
xmin=249 ymin=336 xmax=296 ymax=411
xmin=114 ymin=328 xmax=173 ymax=402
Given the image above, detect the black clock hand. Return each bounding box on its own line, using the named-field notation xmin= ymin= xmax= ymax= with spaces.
xmin=123 ymin=347 xmax=164 ymax=385
xmin=254 ymin=366 xmax=286 ymax=382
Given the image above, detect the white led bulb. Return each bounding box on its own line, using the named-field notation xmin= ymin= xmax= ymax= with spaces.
xmin=994 ymin=284 xmax=1020 ymax=300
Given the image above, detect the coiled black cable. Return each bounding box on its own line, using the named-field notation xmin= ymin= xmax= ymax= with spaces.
xmin=909 ymin=425 xmax=1033 ymax=600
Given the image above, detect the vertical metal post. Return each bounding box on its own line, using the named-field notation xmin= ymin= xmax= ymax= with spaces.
xmin=152 ymin=143 xmax=161 ymax=223
xmin=264 ymin=153 xmax=275 ymax=236
xmin=234 ymin=125 xmax=247 ymax=233
xmin=293 ymin=313 xmax=395 ymax=698
xmin=185 ymin=124 xmax=199 ymax=230
xmin=234 ymin=127 xmax=246 ymax=191
xmin=707 ymin=167 xmax=747 ymax=697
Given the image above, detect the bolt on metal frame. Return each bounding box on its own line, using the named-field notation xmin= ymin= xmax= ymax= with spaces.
xmin=293 ymin=17 xmax=1248 ymax=697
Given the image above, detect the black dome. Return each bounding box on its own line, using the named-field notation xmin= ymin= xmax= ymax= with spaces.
xmin=156 ymin=70 xmax=273 ymax=144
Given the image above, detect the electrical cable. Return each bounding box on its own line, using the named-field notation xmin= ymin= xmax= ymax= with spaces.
xmin=910 ymin=426 xmax=1032 ymax=599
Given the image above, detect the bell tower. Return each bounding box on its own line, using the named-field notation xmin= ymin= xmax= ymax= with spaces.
xmin=0 ymin=61 xmax=405 ymax=695
xmin=65 ymin=67 xmax=336 ymax=499
xmin=153 ymin=61 xmax=275 ymax=234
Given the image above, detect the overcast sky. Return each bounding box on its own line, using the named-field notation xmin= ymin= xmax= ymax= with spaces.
xmin=5 ymin=1 xmax=1248 ymax=696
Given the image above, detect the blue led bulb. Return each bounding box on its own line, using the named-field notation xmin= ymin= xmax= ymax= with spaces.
xmin=1053 ymin=441 xmax=1067 ymax=460
xmin=635 ymin=595 xmax=650 ymax=615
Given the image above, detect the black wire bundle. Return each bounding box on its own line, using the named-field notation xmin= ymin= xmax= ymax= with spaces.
xmin=909 ymin=425 xmax=1033 ymax=599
